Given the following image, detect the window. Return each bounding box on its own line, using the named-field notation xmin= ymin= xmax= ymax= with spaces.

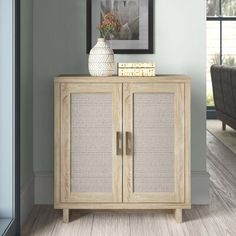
xmin=0 ymin=0 xmax=20 ymax=235
xmin=207 ymin=0 xmax=236 ymax=108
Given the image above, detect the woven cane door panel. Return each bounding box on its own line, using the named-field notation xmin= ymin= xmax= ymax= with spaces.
xmin=70 ymin=93 xmax=112 ymax=193
xmin=133 ymin=93 xmax=175 ymax=193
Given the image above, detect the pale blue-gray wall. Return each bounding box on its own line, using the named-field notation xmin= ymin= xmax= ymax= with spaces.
xmin=33 ymin=0 xmax=87 ymax=172
xmin=33 ymin=0 xmax=207 ymax=201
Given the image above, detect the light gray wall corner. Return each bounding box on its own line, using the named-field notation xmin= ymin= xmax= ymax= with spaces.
xmin=21 ymin=175 xmax=34 ymax=226
xmin=191 ymin=171 xmax=210 ymax=205
xmin=35 ymin=171 xmax=210 ymax=205
xmin=20 ymin=0 xmax=34 ymax=225
xmin=21 ymin=0 xmax=34 ymax=186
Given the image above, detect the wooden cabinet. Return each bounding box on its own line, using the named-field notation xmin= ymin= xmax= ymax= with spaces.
xmin=54 ymin=76 xmax=191 ymax=223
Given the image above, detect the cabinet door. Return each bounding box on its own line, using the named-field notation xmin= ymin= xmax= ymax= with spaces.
xmin=59 ymin=83 xmax=122 ymax=203
xmin=123 ymin=83 xmax=187 ymax=203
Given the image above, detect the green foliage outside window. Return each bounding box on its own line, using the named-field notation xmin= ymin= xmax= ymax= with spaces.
xmin=207 ymin=0 xmax=236 ymax=16
xmin=207 ymin=91 xmax=215 ymax=106
xmin=223 ymin=55 xmax=236 ymax=65
xmin=210 ymin=53 xmax=236 ymax=66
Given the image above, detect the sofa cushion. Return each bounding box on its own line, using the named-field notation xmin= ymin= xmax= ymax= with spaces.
xmin=221 ymin=66 xmax=236 ymax=118
xmin=211 ymin=65 xmax=236 ymax=120
xmin=211 ymin=65 xmax=225 ymax=112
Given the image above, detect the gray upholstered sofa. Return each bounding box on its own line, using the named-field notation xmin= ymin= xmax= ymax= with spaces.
xmin=211 ymin=65 xmax=236 ymax=130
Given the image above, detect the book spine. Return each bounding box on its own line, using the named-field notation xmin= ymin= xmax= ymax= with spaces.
xmin=118 ymin=68 xmax=156 ymax=77
xmin=118 ymin=63 xmax=155 ymax=68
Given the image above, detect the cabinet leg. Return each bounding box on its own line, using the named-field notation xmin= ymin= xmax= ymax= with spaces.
xmin=174 ymin=209 xmax=182 ymax=223
xmin=63 ymin=209 xmax=70 ymax=223
xmin=222 ymin=122 xmax=226 ymax=131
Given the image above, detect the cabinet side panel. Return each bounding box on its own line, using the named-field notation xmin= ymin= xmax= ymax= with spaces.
xmin=54 ymin=82 xmax=61 ymax=205
xmin=133 ymin=93 xmax=175 ymax=193
xmin=185 ymin=82 xmax=191 ymax=205
xmin=70 ymin=93 xmax=113 ymax=193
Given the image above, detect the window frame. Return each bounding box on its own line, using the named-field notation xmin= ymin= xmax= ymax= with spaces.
xmin=2 ymin=0 xmax=21 ymax=235
xmin=206 ymin=0 xmax=236 ymax=119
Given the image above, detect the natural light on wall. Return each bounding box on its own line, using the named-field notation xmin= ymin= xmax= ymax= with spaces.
xmin=206 ymin=0 xmax=236 ymax=106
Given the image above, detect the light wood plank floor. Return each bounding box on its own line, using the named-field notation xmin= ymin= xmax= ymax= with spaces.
xmin=22 ymin=132 xmax=236 ymax=236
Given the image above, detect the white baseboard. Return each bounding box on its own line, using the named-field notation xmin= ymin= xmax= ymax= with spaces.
xmin=35 ymin=171 xmax=54 ymax=204
xmin=34 ymin=170 xmax=210 ymax=205
xmin=192 ymin=171 xmax=210 ymax=204
xmin=21 ymin=175 xmax=34 ymax=226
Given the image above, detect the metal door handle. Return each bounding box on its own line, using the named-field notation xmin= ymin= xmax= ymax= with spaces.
xmin=116 ymin=132 xmax=122 ymax=155
xmin=126 ymin=132 xmax=132 ymax=155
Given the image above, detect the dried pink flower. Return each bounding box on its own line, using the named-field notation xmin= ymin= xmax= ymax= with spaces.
xmin=97 ymin=12 xmax=121 ymax=40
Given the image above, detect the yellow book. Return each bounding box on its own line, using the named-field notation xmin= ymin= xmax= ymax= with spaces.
xmin=118 ymin=62 xmax=155 ymax=68
xmin=118 ymin=68 xmax=156 ymax=77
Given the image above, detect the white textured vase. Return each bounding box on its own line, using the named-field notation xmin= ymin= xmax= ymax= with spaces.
xmin=88 ymin=38 xmax=115 ymax=76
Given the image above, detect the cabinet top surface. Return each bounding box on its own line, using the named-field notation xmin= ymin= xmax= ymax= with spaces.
xmin=54 ymin=75 xmax=191 ymax=83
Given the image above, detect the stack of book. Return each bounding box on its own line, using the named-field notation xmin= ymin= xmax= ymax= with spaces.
xmin=118 ymin=63 xmax=156 ymax=77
